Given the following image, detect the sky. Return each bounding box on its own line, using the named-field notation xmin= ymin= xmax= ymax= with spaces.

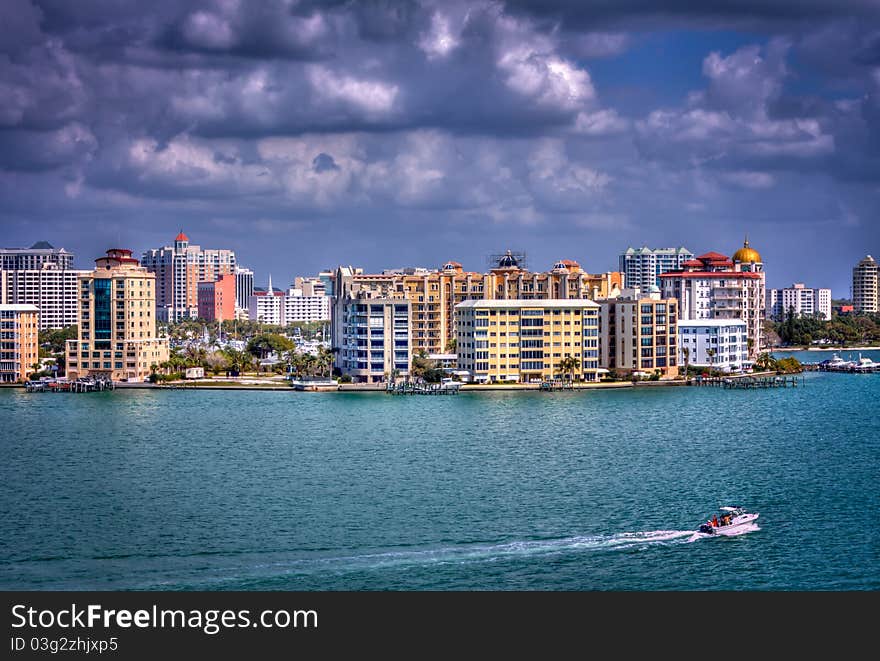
xmin=1 ymin=1 xmax=879 ymax=295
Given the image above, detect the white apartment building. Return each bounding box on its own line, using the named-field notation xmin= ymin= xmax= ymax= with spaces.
xmin=235 ymin=267 xmax=254 ymax=312
xmin=283 ymin=291 xmax=331 ymax=323
xmin=619 ymin=246 xmax=693 ymax=290
xmin=768 ymin=283 xmax=832 ymax=321
xmin=852 ymin=255 xmax=878 ymax=314
xmin=678 ymin=320 xmax=749 ymax=373
xmin=660 ymin=241 xmax=765 ymax=358
xmin=0 ymin=264 xmax=89 ymax=329
xmin=248 ymin=276 xmax=285 ymax=326
xmin=0 ymin=242 xmax=74 ymax=270
xmin=338 ymin=298 xmax=411 ymax=382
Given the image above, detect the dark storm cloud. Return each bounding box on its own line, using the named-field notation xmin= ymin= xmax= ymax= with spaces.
xmin=504 ymin=0 xmax=880 ymax=30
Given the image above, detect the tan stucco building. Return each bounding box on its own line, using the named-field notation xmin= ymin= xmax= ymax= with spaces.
xmin=66 ymin=249 xmax=169 ymax=382
xmin=0 ymin=304 xmax=39 ymax=383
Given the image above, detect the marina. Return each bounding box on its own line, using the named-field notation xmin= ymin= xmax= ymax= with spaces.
xmin=695 ymin=374 xmax=804 ymax=389
xmin=387 ymin=378 xmax=462 ymax=395
xmin=801 ymin=353 xmax=880 ymax=373
xmin=25 ymin=377 xmax=115 ymax=393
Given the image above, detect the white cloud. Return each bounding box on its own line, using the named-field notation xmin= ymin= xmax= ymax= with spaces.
xmin=574 ymin=109 xmax=629 ymax=135
xmin=495 ymin=16 xmax=595 ymax=111
xmin=126 ymin=136 xmax=276 ymax=195
xmin=418 ymin=12 xmax=460 ymax=60
xmin=721 ymin=170 xmax=776 ymax=189
xmin=308 ymin=66 xmax=399 ymax=116
xmin=183 ymin=11 xmax=235 ymax=50
xmin=636 ymin=43 xmax=835 ymax=165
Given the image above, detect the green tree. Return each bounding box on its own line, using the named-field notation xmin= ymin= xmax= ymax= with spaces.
xmin=556 ymin=356 xmax=580 ymax=382
xmin=706 ymin=348 xmax=716 ymax=373
xmin=246 ymin=333 xmax=295 ymax=360
xmin=39 ymin=325 xmax=78 ymax=354
xmin=754 ymin=352 xmax=777 ymax=371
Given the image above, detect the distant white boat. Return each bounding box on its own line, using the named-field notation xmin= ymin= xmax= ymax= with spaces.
xmin=439 ymin=377 xmax=462 ymax=391
xmin=852 ymin=354 xmax=880 ymax=372
xmin=290 ymin=377 xmax=338 ymax=391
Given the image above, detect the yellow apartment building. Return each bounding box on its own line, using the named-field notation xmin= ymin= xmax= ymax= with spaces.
xmin=455 ymin=299 xmax=600 ymax=383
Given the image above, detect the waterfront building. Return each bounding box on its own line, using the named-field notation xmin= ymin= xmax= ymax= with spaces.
xmin=247 ymin=275 xmax=285 ymax=325
xmin=0 ymin=264 xmax=89 ymax=330
xmin=678 ymin=319 xmax=749 ymax=373
xmin=337 ymin=297 xmax=411 ymax=383
xmin=455 ymin=299 xmax=601 ymax=384
xmin=141 ymin=232 xmax=237 ymax=323
xmin=852 ymin=255 xmax=878 ymax=314
xmin=768 ymin=283 xmax=832 ymax=321
xmin=0 ymin=241 xmax=74 ymax=270
xmin=283 ymin=289 xmax=331 ymax=324
xmin=0 ymin=304 xmax=39 ymax=383
xmin=197 ymin=273 xmax=236 ymax=322
xmin=235 ymin=267 xmax=254 ymax=312
xmin=659 ymin=239 xmax=765 ymax=358
xmin=332 ymin=253 xmax=623 ymax=358
xmin=598 ymin=287 xmax=679 ymax=378
xmin=66 ymin=249 xmax=169 ymax=382
xmin=619 ymin=246 xmax=694 ymax=290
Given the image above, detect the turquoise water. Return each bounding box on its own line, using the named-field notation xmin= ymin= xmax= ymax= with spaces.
xmin=1 ymin=355 xmax=878 ymax=590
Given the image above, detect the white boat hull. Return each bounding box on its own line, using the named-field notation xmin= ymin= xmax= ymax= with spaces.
xmin=698 ymin=512 xmax=759 ymax=536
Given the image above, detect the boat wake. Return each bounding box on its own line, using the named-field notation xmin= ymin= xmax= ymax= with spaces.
xmin=246 ymin=530 xmax=698 ymax=577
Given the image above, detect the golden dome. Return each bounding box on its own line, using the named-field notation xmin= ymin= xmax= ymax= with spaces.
xmin=733 ymin=238 xmax=761 ymax=263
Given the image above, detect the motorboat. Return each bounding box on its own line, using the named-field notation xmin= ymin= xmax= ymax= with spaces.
xmin=852 ymin=355 xmax=880 ymax=373
xmin=439 ymin=377 xmax=463 ymax=391
xmin=697 ymin=506 xmax=759 ymax=535
xmin=821 ymin=353 xmax=851 ymax=371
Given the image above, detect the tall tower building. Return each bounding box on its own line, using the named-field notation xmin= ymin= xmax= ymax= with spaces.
xmin=0 ymin=242 xmax=87 ymax=329
xmin=0 ymin=241 xmax=74 ymax=270
xmin=619 ymin=246 xmax=693 ymax=290
xmin=235 ymin=267 xmax=254 ymax=312
xmin=852 ymin=255 xmax=878 ymax=313
xmin=66 ymin=249 xmax=169 ymax=382
xmin=141 ymin=232 xmax=237 ymax=322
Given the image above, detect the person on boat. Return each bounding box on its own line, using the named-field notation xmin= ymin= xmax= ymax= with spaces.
xmin=712 ymin=515 xmax=719 ymax=527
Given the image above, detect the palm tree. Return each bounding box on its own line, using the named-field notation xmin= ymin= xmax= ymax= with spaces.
xmin=682 ymin=346 xmax=691 ymax=380
xmin=316 ymin=346 xmax=334 ymax=377
xmin=556 ymin=356 xmax=580 ymax=382
xmin=706 ymin=348 xmax=716 ymax=374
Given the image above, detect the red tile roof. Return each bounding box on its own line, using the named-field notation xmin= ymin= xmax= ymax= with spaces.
xmin=696 ymin=251 xmax=729 ymax=261
xmin=659 ymin=271 xmax=762 ymax=280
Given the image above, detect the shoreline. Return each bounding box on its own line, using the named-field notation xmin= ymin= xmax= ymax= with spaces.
xmin=772 ymin=346 xmax=880 ymax=352
xmin=8 ymin=373 xmax=784 ymax=393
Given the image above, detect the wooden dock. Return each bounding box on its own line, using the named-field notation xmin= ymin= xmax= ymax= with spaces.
xmin=540 ymin=380 xmax=574 ymax=391
xmin=695 ymin=374 xmax=804 ymax=389
xmin=386 ymin=382 xmax=460 ymax=395
xmin=25 ymin=378 xmax=115 ymax=393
